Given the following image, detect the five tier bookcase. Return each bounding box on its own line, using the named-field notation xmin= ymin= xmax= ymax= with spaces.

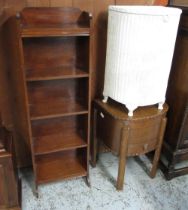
xmin=6 ymin=7 xmax=92 ymax=196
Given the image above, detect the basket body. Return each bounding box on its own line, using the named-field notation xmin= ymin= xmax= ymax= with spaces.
xmin=103 ymin=6 xmax=182 ymax=115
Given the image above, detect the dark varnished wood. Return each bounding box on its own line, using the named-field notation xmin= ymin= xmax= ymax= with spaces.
xmin=160 ymin=6 xmax=188 ymax=179
xmin=91 ymin=99 xmax=168 ymax=190
xmin=0 ymin=7 xmax=28 ymax=168
xmin=0 ymin=23 xmax=13 ymax=131
xmin=0 ymin=124 xmax=21 ymax=210
xmin=2 ymin=13 xmax=32 ymax=167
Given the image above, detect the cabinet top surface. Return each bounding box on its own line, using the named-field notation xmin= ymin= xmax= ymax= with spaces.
xmin=95 ymin=99 xmax=168 ymax=121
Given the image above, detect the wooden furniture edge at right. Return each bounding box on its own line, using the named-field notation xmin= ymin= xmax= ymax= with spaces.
xmin=160 ymin=6 xmax=188 ymax=180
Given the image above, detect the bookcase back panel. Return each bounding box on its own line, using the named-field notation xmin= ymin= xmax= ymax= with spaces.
xmin=23 ymin=37 xmax=89 ymax=78
xmin=31 ymin=115 xmax=88 ymax=155
xmin=32 ymin=115 xmax=88 ymax=140
xmin=20 ymin=7 xmax=90 ymax=26
xmin=27 ymin=79 xmax=88 ymax=102
xmin=27 ymin=79 xmax=89 ymax=119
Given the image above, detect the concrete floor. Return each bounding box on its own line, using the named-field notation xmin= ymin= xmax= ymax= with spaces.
xmin=21 ymin=153 xmax=188 ymax=210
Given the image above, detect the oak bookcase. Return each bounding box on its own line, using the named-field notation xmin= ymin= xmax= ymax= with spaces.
xmin=5 ymin=7 xmax=92 ymax=195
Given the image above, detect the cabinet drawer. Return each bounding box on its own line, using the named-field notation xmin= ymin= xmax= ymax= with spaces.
xmin=0 ymin=165 xmax=7 ymax=208
xmin=96 ymin=109 xmax=160 ymax=156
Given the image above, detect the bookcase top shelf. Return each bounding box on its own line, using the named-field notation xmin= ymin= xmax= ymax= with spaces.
xmin=17 ymin=7 xmax=92 ymax=37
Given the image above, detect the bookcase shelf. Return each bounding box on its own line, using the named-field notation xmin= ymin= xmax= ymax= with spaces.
xmin=34 ymin=132 xmax=87 ymax=155
xmin=32 ymin=115 xmax=88 ymax=155
xmin=8 ymin=7 xmax=92 ymax=195
xmin=36 ymin=149 xmax=87 ymax=185
xmin=29 ymin=100 xmax=88 ymax=120
xmin=23 ymin=36 xmax=89 ymax=78
xmin=26 ymin=66 xmax=89 ymax=82
xmin=27 ymin=78 xmax=89 ymax=120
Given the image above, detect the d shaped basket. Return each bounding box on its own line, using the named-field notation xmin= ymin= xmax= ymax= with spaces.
xmin=103 ymin=6 xmax=182 ymax=116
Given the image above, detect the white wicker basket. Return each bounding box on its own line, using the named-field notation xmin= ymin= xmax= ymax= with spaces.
xmin=103 ymin=6 xmax=182 ymax=116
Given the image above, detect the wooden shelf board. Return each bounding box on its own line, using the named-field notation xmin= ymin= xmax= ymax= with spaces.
xmin=30 ymin=100 xmax=88 ymax=120
xmin=26 ymin=66 xmax=89 ymax=82
xmin=21 ymin=25 xmax=90 ymax=37
xmin=34 ymin=130 xmax=87 ymax=155
xmin=36 ymin=151 xmax=87 ymax=184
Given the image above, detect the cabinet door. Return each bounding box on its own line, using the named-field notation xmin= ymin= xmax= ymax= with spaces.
xmin=179 ymin=108 xmax=188 ymax=148
xmin=0 ymin=156 xmax=19 ymax=208
xmin=0 ymin=161 xmax=8 ymax=208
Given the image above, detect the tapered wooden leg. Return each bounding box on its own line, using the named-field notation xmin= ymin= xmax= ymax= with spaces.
xmin=90 ymin=108 xmax=98 ymax=167
xmin=117 ymin=127 xmax=130 ymax=190
xmin=150 ymin=118 xmax=167 ymax=178
xmin=85 ymin=175 xmax=91 ymax=187
xmin=34 ymin=183 xmax=39 ymax=198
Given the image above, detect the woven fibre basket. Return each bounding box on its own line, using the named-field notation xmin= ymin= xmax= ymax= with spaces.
xmin=103 ymin=6 xmax=182 ymax=115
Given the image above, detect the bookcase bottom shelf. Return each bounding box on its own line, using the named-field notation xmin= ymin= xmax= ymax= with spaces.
xmin=36 ymin=149 xmax=87 ymax=185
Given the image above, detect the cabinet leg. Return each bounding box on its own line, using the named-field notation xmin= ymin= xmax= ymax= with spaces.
xmin=90 ymin=108 xmax=98 ymax=168
xmin=85 ymin=175 xmax=91 ymax=187
xmin=150 ymin=118 xmax=167 ymax=178
xmin=163 ymin=159 xmax=176 ymax=180
xmin=34 ymin=184 xmax=39 ymax=198
xmin=117 ymin=127 xmax=130 ymax=190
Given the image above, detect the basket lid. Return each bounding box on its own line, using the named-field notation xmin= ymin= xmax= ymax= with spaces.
xmin=109 ymin=6 xmax=182 ymax=16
